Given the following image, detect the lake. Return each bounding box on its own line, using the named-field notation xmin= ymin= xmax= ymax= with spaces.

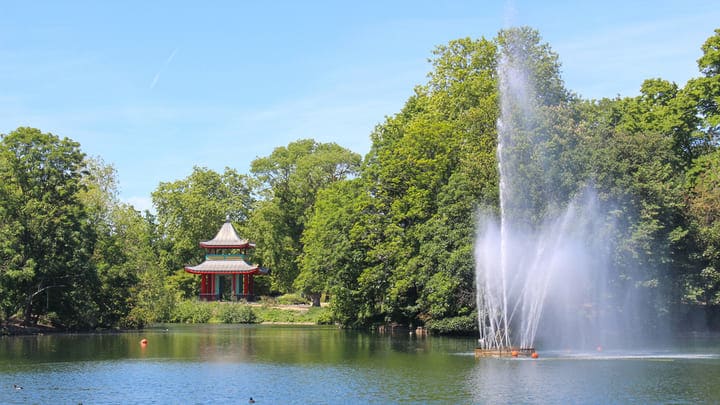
xmin=1 ymin=324 xmax=720 ymax=404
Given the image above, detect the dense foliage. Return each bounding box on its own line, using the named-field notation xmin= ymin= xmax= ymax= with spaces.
xmin=1 ymin=27 xmax=718 ymax=333
xmin=0 ymin=128 xmax=96 ymax=327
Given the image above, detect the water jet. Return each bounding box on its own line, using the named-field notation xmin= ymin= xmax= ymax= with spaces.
xmin=474 ymin=28 xmax=638 ymax=356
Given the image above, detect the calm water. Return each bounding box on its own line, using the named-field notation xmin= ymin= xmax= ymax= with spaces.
xmin=1 ymin=325 xmax=720 ymax=404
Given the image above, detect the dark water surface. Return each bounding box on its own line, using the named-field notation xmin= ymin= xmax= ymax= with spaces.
xmin=1 ymin=324 xmax=719 ymax=404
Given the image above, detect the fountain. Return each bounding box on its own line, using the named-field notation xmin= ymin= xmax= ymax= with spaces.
xmin=474 ymin=30 xmax=636 ymax=358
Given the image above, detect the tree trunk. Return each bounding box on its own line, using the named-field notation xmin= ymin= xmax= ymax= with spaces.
xmin=310 ymin=293 xmax=321 ymax=307
xmin=22 ymin=295 xmax=35 ymax=326
xmin=23 ymin=284 xmax=65 ymax=326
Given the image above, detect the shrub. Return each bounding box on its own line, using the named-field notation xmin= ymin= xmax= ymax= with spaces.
xmin=306 ymin=307 xmax=334 ymax=325
xmin=255 ymin=307 xmax=295 ymax=323
xmin=275 ymin=293 xmax=309 ymax=305
xmin=171 ymin=300 xmax=213 ymax=323
xmin=123 ymin=307 xmax=152 ymax=328
xmin=218 ymin=304 xmax=257 ymax=324
xmin=258 ymin=296 xmax=277 ymax=305
xmin=424 ymin=314 xmax=477 ymax=335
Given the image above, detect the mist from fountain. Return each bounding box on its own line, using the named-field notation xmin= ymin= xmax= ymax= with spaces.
xmin=475 ymin=32 xmax=640 ymax=351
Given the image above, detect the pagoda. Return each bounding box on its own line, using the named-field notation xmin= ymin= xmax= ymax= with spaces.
xmin=184 ymin=218 xmax=268 ymax=301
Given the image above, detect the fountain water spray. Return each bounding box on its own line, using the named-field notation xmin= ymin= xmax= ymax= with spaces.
xmin=475 ymin=30 xmax=631 ymax=354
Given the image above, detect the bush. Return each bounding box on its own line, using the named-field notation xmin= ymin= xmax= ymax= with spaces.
xmin=218 ymin=304 xmax=257 ymax=324
xmin=169 ymin=301 xmax=259 ymax=324
xmin=307 ymin=307 xmax=334 ymax=325
xmin=258 ymin=296 xmax=277 ymax=305
xmin=425 ymin=314 xmax=477 ymax=335
xmin=171 ymin=300 xmax=213 ymax=323
xmin=123 ymin=307 xmax=152 ymax=328
xmin=255 ymin=307 xmax=295 ymax=323
xmin=275 ymin=293 xmax=309 ymax=305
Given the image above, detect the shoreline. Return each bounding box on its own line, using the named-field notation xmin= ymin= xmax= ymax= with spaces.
xmin=1 ymin=321 xmax=65 ymax=336
xmin=1 ymin=302 xmax=326 ymax=336
xmin=1 ymin=322 xmax=327 ymax=337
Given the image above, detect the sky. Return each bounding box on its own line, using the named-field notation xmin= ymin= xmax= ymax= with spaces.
xmin=1 ymin=1 xmax=718 ymax=212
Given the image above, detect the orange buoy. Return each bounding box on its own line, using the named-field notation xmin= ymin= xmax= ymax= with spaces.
xmin=140 ymin=338 xmax=148 ymax=346
xmin=531 ymin=352 xmax=539 ymax=359
xmin=511 ymin=350 xmax=519 ymax=357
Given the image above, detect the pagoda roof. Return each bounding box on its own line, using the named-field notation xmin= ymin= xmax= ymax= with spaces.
xmin=184 ymin=259 xmax=268 ymax=275
xmin=199 ymin=219 xmax=255 ymax=249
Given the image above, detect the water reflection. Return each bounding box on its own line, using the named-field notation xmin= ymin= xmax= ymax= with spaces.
xmin=468 ymin=349 xmax=720 ymax=404
xmin=1 ymin=326 xmax=719 ymax=404
xmin=0 ymin=325 xmax=479 ymax=404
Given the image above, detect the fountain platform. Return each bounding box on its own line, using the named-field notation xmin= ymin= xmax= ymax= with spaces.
xmin=475 ymin=347 xmax=536 ymax=358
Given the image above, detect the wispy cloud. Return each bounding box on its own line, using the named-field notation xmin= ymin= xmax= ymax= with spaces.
xmin=150 ymin=47 xmax=178 ymax=90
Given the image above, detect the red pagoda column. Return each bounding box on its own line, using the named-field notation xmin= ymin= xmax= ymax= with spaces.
xmin=243 ymin=274 xmax=250 ymax=297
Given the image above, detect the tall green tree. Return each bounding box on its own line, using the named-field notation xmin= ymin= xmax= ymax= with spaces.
xmin=672 ymin=29 xmax=720 ymax=324
xmin=248 ymin=139 xmax=361 ymax=293
xmin=78 ymin=157 xmax=167 ymax=327
xmin=348 ymin=27 xmax=571 ymax=327
xmin=296 ymin=179 xmax=365 ymax=307
xmin=78 ymin=157 xmax=130 ymax=327
xmin=152 ymin=166 xmax=254 ymax=276
xmin=684 ymin=150 xmax=720 ymax=306
xmin=0 ymin=127 xmax=97 ymax=327
xmin=684 ymin=28 xmax=720 ymax=154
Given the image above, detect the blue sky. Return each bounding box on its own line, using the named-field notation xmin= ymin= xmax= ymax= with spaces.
xmin=1 ymin=1 xmax=718 ymax=211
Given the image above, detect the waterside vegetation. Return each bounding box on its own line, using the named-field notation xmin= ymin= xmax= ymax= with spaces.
xmin=1 ymin=27 xmax=719 ymax=335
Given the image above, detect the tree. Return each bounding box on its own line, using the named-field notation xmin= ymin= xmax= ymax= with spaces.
xmin=78 ymin=157 xmax=132 ymax=327
xmin=94 ymin=203 xmax=162 ymax=327
xmin=495 ymin=26 xmax=569 ymax=107
xmin=296 ymin=179 xmax=364 ymax=307
xmin=0 ymin=127 xmax=97 ymax=327
xmin=610 ymin=78 xmax=702 ymax=168
xmin=248 ymin=139 xmax=361 ymax=293
xmin=152 ymin=166 xmax=254 ymax=277
xmin=684 ymin=28 xmax=720 ymax=152
xmin=684 ymin=150 xmax=720 ymax=306
xmin=677 ymin=29 xmax=720 ymax=322
xmin=351 ymin=28 xmax=570 ymax=327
